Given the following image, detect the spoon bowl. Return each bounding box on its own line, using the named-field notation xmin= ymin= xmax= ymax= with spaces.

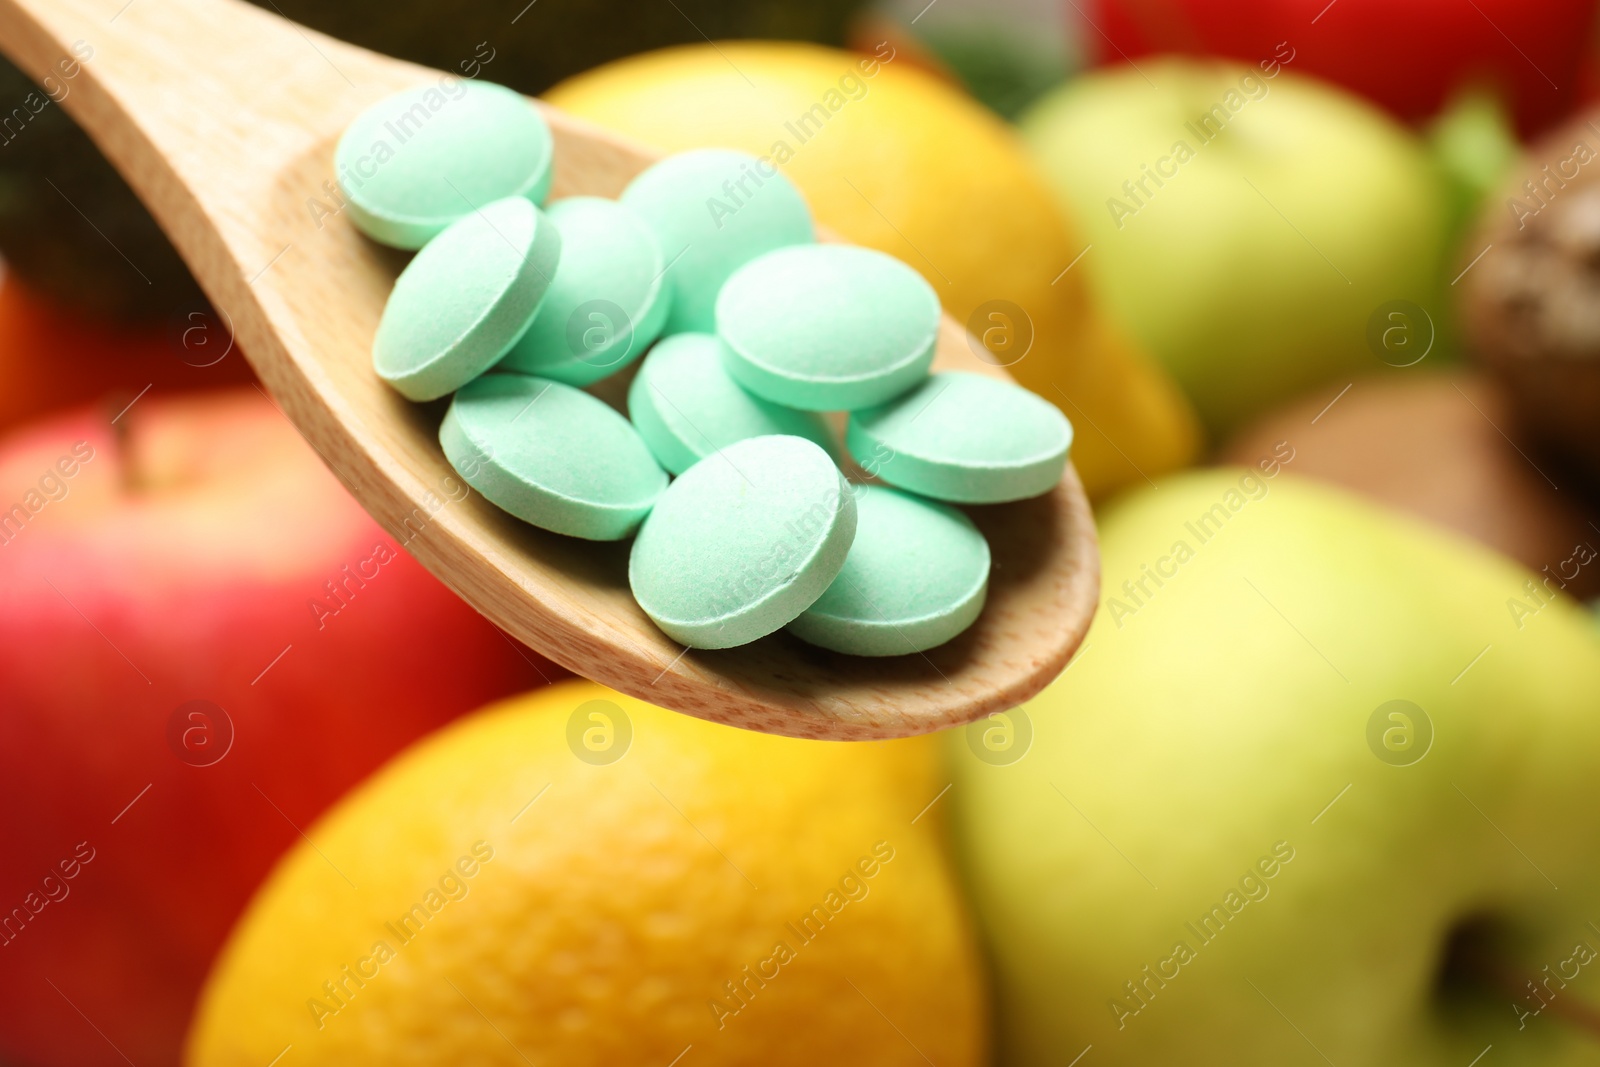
xmin=0 ymin=0 xmax=1099 ymax=739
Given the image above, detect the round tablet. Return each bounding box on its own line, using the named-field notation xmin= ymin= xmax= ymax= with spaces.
xmin=337 ymin=81 xmax=554 ymax=249
xmin=496 ymin=197 xmax=670 ymax=386
xmin=716 ymin=244 xmax=940 ymax=411
xmin=788 ymin=485 xmax=990 ymax=656
xmin=629 ymin=436 xmax=857 ymax=649
xmin=621 ymin=149 xmax=813 ymax=334
xmin=440 ymin=373 xmax=666 ymax=541
xmin=628 ymin=333 xmax=835 ymax=475
xmin=846 ymin=371 xmax=1073 ymax=503
xmin=373 ymin=197 xmax=561 ymax=401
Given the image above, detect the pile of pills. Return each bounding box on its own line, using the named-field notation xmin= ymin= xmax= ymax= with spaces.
xmin=341 ymin=81 xmax=1074 ymax=656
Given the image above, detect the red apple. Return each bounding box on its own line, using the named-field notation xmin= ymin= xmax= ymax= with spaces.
xmin=0 ymin=267 xmax=253 ymax=436
xmin=0 ymin=388 xmax=558 ymax=1067
xmin=1083 ymin=0 xmax=1596 ymax=136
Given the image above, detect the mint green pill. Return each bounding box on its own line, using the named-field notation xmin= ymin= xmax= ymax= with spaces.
xmin=621 ymin=149 xmax=813 ymax=334
xmin=627 ymin=333 xmax=834 ymax=475
xmin=716 ymin=244 xmax=940 ymax=411
xmin=496 ymin=197 xmax=669 ymax=386
xmin=373 ymin=197 xmax=561 ymax=402
xmin=788 ymin=485 xmax=989 ymax=656
xmin=337 ymin=81 xmax=553 ymax=249
xmin=629 ymin=435 xmax=856 ymax=649
xmin=440 ymin=373 xmax=665 ymax=541
xmin=846 ymin=371 xmax=1073 ymax=503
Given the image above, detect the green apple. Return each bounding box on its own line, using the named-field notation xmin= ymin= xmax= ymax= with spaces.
xmin=1021 ymin=60 xmax=1451 ymax=435
xmin=947 ymin=467 xmax=1600 ymax=1064
xmin=1426 ymin=87 xmax=1519 ymax=245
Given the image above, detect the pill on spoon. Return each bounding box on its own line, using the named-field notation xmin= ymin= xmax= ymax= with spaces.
xmin=846 ymin=371 xmax=1073 ymax=503
xmin=622 ymin=149 xmax=813 ymax=334
xmin=788 ymin=484 xmax=990 ymax=656
xmin=496 ymin=196 xmax=670 ymax=386
xmin=629 ymin=435 xmax=856 ymax=649
xmin=337 ymin=81 xmax=554 ymax=249
xmin=372 ymin=197 xmax=561 ymax=402
xmin=716 ymin=244 xmax=940 ymax=411
xmin=628 ymin=333 xmax=835 ymax=475
xmin=440 ymin=372 xmax=666 ymax=541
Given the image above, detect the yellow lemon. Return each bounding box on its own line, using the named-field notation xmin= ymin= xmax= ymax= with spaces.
xmin=545 ymin=41 xmax=1200 ymax=499
xmin=186 ymin=681 xmax=986 ymax=1066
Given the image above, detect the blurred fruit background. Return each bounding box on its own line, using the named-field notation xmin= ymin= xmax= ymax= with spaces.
xmin=4 ymin=0 xmax=1600 ymax=1063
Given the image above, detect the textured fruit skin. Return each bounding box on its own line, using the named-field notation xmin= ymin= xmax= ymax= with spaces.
xmin=1222 ymin=371 xmax=1600 ymax=601
xmin=187 ymin=681 xmax=986 ymax=1066
xmin=1022 ymin=60 xmax=1449 ymax=435
xmin=546 ymin=41 xmax=1200 ymax=499
xmin=0 ymin=391 xmax=556 ymax=1067
xmin=947 ymin=470 xmax=1600 ymax=1064
xmin=1085 ymin=0 xmax=1594 ymax=137
xmin=1459 ymin=104 xmax=1600 ymax=490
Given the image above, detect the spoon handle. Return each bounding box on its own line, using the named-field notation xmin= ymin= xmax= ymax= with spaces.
xmin=1 ymin=0 xmax=405 ymax=276
xmin=0 ymin=0 xmax=654 ymax=275
xmin=0 ymin=0 xmax=1101 ymax=740
xmin=0 ymin=0 xmax=656 ymax=510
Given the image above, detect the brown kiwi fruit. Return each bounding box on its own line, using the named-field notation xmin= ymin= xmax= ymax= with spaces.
xmin=1459 ymin=109 xmax=1600 ymax=485
xmin=1222 ymin=370 xmax=1600 ymax=600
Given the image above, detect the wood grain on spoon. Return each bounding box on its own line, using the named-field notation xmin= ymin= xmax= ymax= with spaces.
xmin=0 ymin=0 xmax=1099 ymax=739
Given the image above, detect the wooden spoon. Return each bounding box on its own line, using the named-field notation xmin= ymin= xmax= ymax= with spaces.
xmin=0 ymin=0 xmax=1099 ymax=740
